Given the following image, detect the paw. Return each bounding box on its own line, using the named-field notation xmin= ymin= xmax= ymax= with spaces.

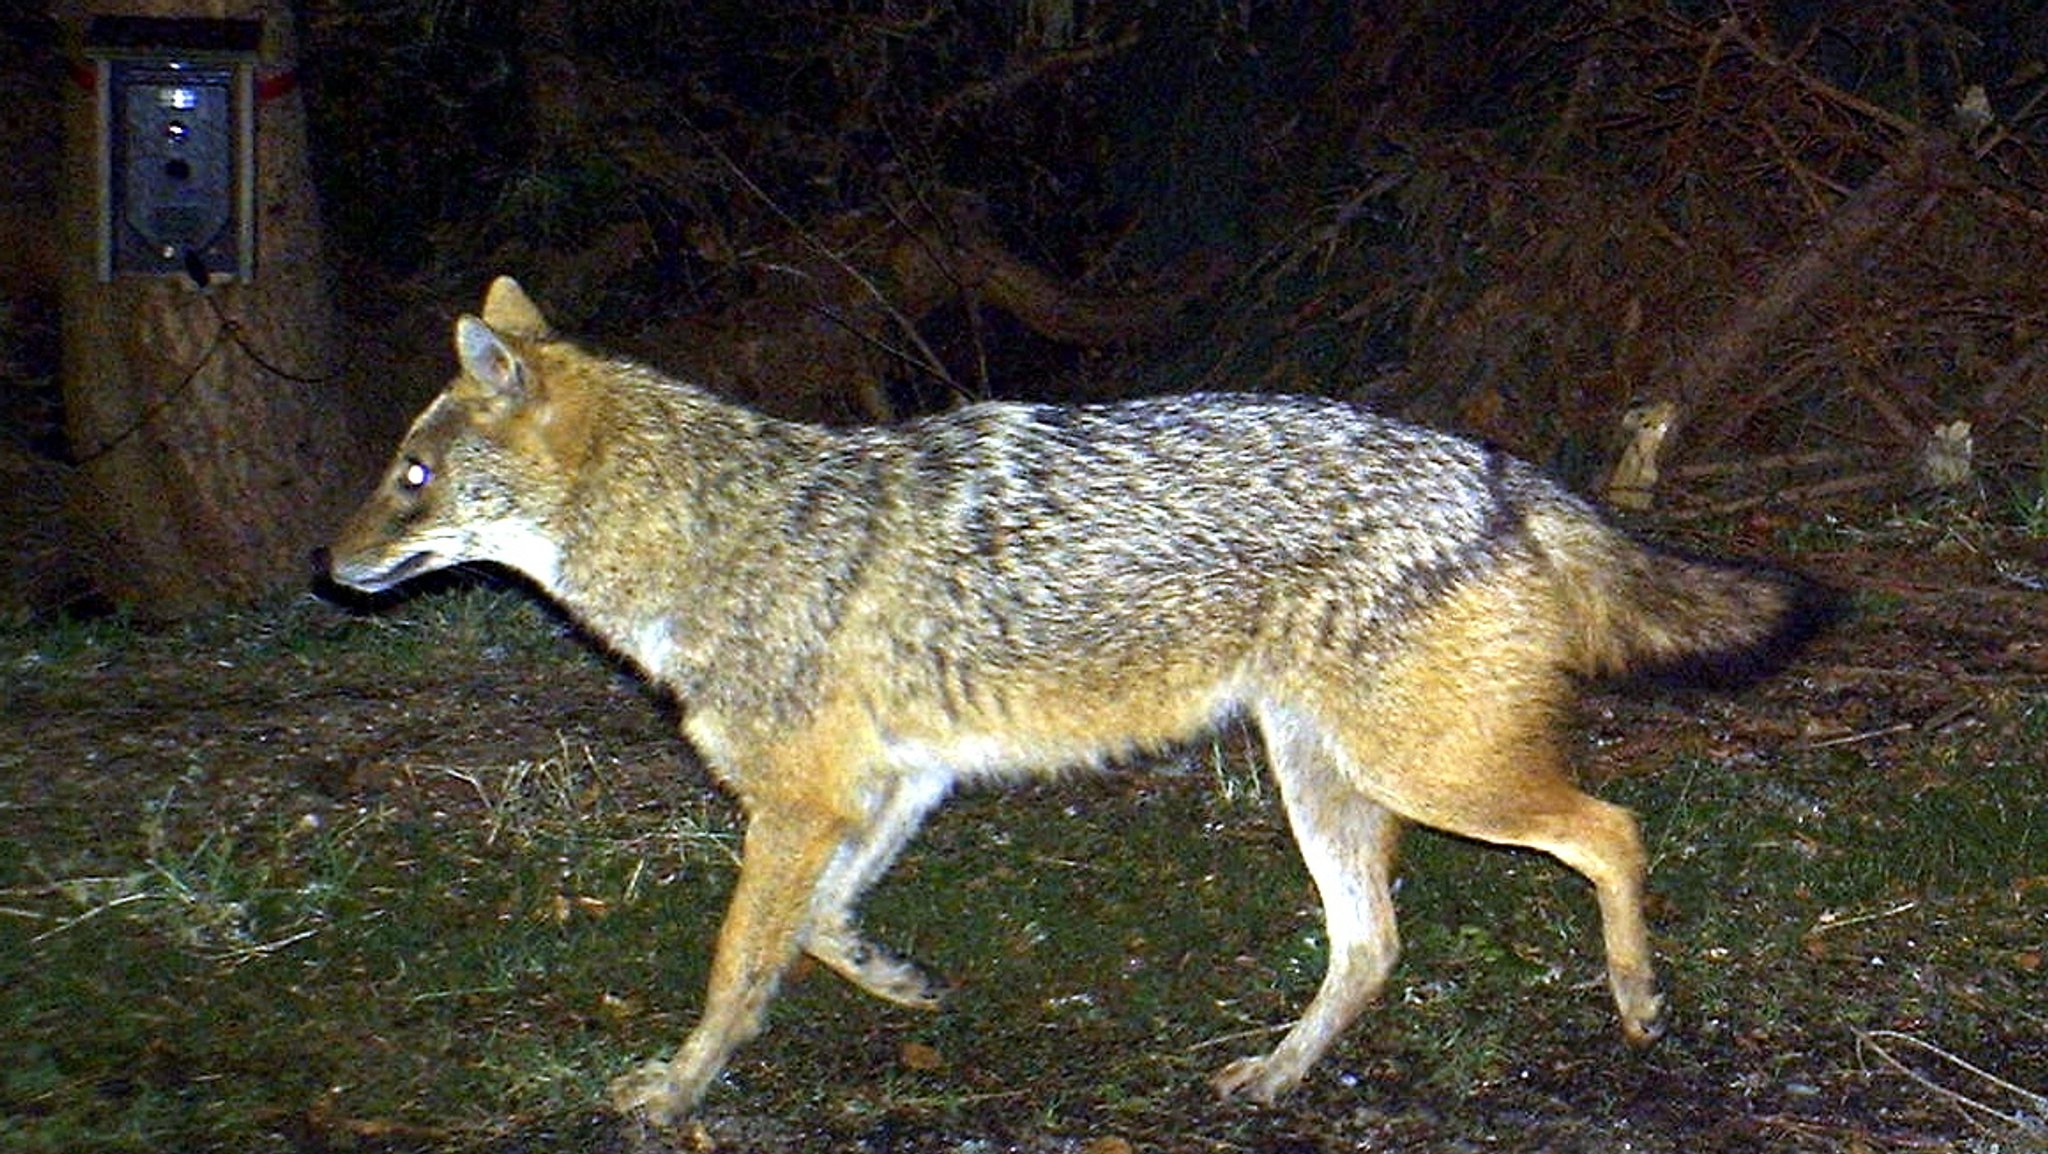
xmin=869 ymin=961 xmax=947 ymax=1011
xmin=1621 ymin=990 xmax=1667 ymax=1048
xmin=1209 ymin=1054 xmax=1301 ymax=1106
xmin=607 ymin=1059 xmax=698 ymax=1128
xmin=811 ymin=931 xmax=948 ymax=1010
xmin=1614 ymin=975 xmax=1666 ymax=1048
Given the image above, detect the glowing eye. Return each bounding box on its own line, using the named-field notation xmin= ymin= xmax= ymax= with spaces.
xmin=400 ymin=458 xmax=432 ymax=490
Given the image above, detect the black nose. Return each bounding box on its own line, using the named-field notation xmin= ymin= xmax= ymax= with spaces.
xmin=308 ymin=546 xmax=334 ymax=581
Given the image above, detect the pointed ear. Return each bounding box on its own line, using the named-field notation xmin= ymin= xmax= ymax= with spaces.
xmin=479 ymin=276 xmax=552 ymax=339
xmin=455 ymin=315 xmax=532 ymax=403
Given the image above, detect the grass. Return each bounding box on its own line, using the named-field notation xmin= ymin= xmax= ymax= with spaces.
xmin=1 ymin=569 xmax=2043 ymax=1152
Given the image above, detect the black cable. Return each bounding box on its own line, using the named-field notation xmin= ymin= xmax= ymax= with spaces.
xmin=67 ymin=262 xmax=338 ymax=466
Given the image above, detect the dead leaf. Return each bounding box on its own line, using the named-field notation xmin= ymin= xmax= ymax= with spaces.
xmin=900 ymin=1040 xmax=945 ymax=1071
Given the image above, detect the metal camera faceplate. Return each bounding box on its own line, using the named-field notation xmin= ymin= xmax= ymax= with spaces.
xmin=109 ymin=59 xmax=240 ymax=276
xmin=86 ymin=17 xmax=261 ymax=282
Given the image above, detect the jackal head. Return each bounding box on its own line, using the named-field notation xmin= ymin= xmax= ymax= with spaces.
xmin=326 ymin=277 xmax=574 ymax=594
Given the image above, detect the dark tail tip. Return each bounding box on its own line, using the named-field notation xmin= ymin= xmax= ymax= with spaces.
xmin=1639 ymin=565 xmax=1846 ymax=690
xmin=1744 ymin=569 xmax=1846 ymax=679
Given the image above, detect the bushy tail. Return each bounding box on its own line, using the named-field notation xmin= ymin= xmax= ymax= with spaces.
xmin=1526 ymin=503 xmax=1839 ymax=686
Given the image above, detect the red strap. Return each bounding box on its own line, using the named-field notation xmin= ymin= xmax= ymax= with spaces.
xmin=70 ymin=60 xmax=300 ymax=102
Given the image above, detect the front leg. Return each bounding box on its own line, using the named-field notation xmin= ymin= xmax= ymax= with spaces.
xmin=803 ymin=766 xmax=955 ymax=1010
xmin=609 ymin=804 xmax=847 ymax=1126
xmin=808 ymin=922 xmax=946 ymax=1009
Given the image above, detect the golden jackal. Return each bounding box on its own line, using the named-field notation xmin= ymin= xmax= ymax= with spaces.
xmin=326 ymin=277 xmax=1830 ymax=1125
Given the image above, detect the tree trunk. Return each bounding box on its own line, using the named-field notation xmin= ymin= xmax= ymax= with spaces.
xmin=57 ymin=0 xmax=352 ymax=618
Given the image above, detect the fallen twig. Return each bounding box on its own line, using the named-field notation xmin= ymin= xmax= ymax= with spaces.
xmin=1808 ymin=900 xmax=1919 ymax=936
xmin=1855 ymin=1028 xmax=2048 ymax=1137
xmin=1662 ymin=470 xmax=1895 ymax=519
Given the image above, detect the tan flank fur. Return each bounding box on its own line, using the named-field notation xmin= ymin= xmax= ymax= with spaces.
xmin=326 ymin=277 xmax=1830 ymax=1126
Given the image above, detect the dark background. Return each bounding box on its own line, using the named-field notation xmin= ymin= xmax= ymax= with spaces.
xmin=3 ymin=0 xmax=2047 ymax=616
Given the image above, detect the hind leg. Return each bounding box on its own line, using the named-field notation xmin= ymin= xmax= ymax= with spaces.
xmin=1501 ymin=788 xmax=1664 ymax=1045
xmin=1434 ymin=782 xmax=1663 ymax=1043
xmin=1370 ymin=707 xmax=1663 ymax=1042
xmin=1345 ymin=611 xmax=1667 ymax=1046
xmin=1212 ymin=702 xmax=1405 ymax=1103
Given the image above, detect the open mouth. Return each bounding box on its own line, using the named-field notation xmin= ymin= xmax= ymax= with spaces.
xmin=331 ymin=549 xmax=439 ymax=593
